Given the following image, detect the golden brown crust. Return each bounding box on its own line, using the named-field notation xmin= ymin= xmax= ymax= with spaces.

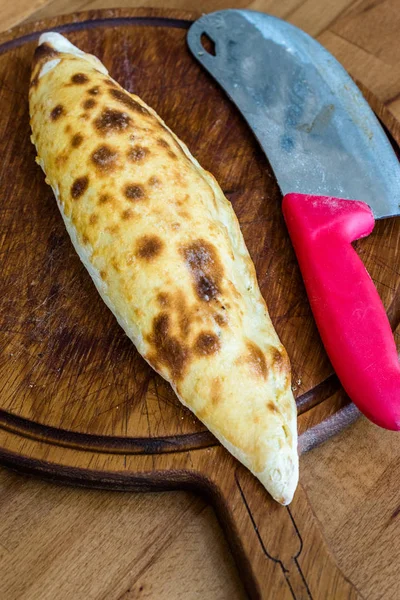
xmin=29 ymin=33 xmax=298 ymax=504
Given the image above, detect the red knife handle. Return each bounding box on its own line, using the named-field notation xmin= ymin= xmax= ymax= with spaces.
xmin=282 ymin=193 xmax=400 ymax=431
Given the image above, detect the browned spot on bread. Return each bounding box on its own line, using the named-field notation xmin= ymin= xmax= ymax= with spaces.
xmin=111 ymin=258 xmax=121 ymax=272
xmin=148 ymin=314 xmax=188 ymax=380
xmin=98 ymin=193 xmax=110 ymax=205
xmin=94 ymin=108 xmax=131 ymax=135
xmin=194 ymin=333 xmax=220 ymax=356
xmin=168 ymin=151 xmax=177 ymax=160
xmin=50 ymin=104 xmax=64 ymax=120
xmin=32 ymin=43 xmax=60 ymax=69
xmin=71 ymin=73 xmax=89 ymax=84
xmin=149 ymin=176 xmax=161 ymax=187
xmin=214 ymin=313 xmax=228 ymax=327
xmin=65 ymin=124 xmax=71 ymax=134
xmin=82 ymin=234 xmax=89 ymax=245
xmin=88 ymin=86 xmax=100 ymax=95
xmin=105 ymin=224 xmax=120 ymax=234
xmin=124 ymin=184 xmax=145 ymax=201
xmin=208 ymin=223 xmax=219 ymax=235
xmin=157 ymin=293 xmax=169 ymax=307
xmin=246 ymin=341 xmax=268 ymax=379
xmin=91 ymin=145 xmax=118 ymax=173
xmin=100 ymin=270 xmax=107 ymax=280
xmin=30 ymin=42 xmax=60 ymax=88
xmin=174 ymin=173 xmax=185 ymax=186
xmin=104 ymin=79 xmax=117 ymax=87
xmin=83 ymin=98 xmax=96 ymax=110
xmin=228 ymin=281 xmax=241 ymax=301
xmin=136 ymin=235 xmax=163 ymax=260
xmin=179 ymin=314 xmax=189 ymax=337
xmin=211 ymin=377 xmax=222 ymax=406
xmin=157 ymin=138 xmax=170 ymax=149
xmin=30 ymin=75 xmax=39 ymax=89
xmin=267 ymin=402 xmax=279 ymax=414
xmin=182 ymin=240 xmax=223 ymax=301
xmin=71 ymin=176 xmax=89 ymax=199
xmin=169 ymin=290 xmax=191 ymax=338
xmin=127 ymin=146 xmax=149 ymax=163
xmin=121 ymin=209 xmax=133 ymax=221
xmin=270 ymin=347 xmax=288 ymax=369
xmin=270 ymin=347 xmax=290 ymax=386
xmin=71 ymin=133 xmax=83 ymax=148
xmin=55 ymin=153 xmax=67 ymax=166
xmin=109 ymin=88 xmax=150 ymax=115
xmin=89 ymin=214 xmax=98 ymax=225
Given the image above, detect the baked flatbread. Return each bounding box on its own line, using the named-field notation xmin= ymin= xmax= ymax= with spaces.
xmin=29 ymin=33 xmax=298 ymax=504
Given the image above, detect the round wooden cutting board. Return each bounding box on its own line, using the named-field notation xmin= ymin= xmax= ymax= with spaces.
xmin=0 ymin=8 xmax=399 ymax=599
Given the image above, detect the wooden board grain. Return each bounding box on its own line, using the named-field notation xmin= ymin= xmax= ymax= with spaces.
xmin=0 ymin=468 xmax=247 ymax=600
xmin=0 ymin=8 xmax=399 ymax=598
xmin=0 ymin=7 xmax=359 ymax=456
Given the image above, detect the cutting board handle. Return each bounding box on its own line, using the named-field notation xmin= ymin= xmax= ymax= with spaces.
xmin=201 ymin=453 xmax=360 ymax=599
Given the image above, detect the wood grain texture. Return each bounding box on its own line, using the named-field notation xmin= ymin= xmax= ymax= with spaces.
xmin=0 ymin=2 xmax=399 ymax=598
xmin=302 ymin=415 xmax=400 ymax=600
xmin=0 ymin=8 xmax=375 ymax=471
xmin=0 ymin=467 xmax=246 ymax=600
xmin=2 ymin=0 xmax=356 ymax=36
xmin=0 ymin=0 xmax=50 ymax=32
xmin=0 ymin=8 xmax=369 ymax=599
xmin=8 ymin=0 xmax=399 ymax=124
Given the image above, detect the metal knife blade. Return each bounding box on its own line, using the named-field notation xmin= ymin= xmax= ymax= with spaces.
xmin=187 ymin=9 xmax=400 ymax=219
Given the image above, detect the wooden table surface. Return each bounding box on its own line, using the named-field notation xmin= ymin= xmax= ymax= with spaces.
xmin=1 ymin=1 xmax=400 ymax=599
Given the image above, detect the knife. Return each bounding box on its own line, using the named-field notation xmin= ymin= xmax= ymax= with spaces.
xmin=188 ymin=9 xmax=400 ymax=431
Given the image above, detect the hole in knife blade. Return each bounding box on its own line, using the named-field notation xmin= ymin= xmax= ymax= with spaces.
xmin=200 ymin=32 xmax=216 ymax=56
